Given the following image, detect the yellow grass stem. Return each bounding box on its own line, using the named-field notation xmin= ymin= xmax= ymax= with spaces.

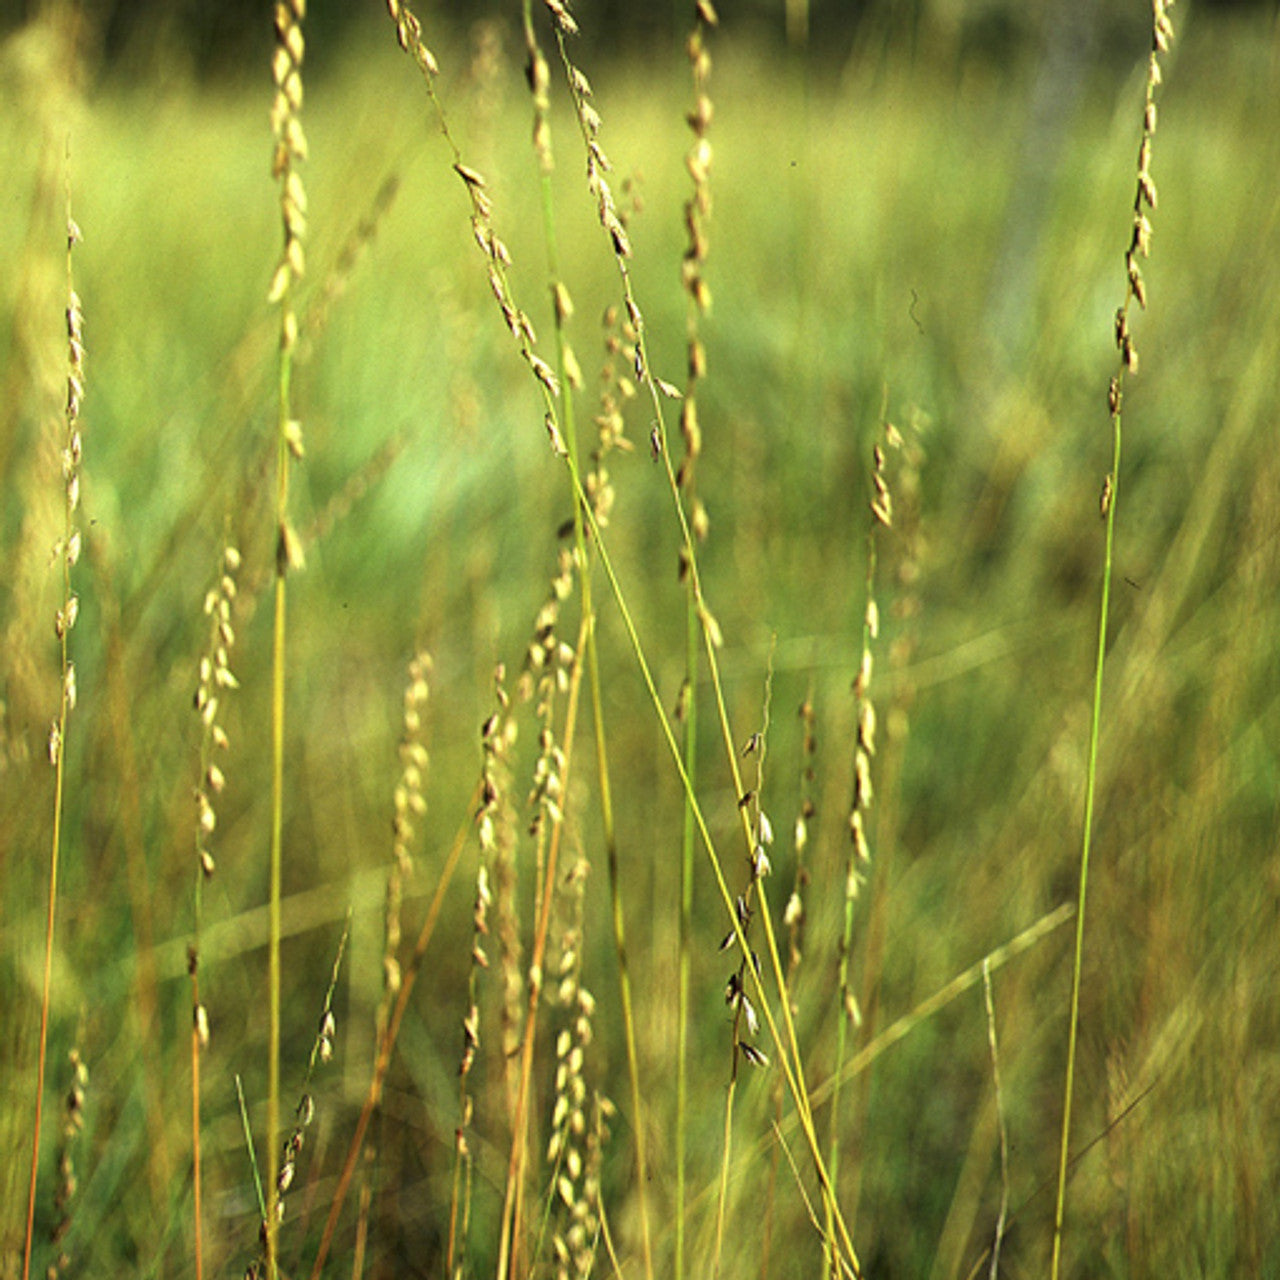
xmin=521 ymin=8 xmax=654 ymax=1270
xmin=23 ymin=163 xmax=83 ymax=1280
xmin=265 ymin=2 xmax=307 ymax=1270
xmin=561 ymin=445 xmax=862 ymax=1276
xmin=495 ymin=610 xmax=589 ymax=1280
xmin=307 ymin=787 xmax=481 ymax=1280
xmin=677 ymin=576 xmax=698 ymax=1280
xmin=22 ymin=662 xmax=67 ymax=1280
xmin=676 ymin=7 xmax=715 ymax=1271
xmin=190 ymin=983 xmax=204 ymax=1280
xmin=266 ymin=560 xmax=286 ymax=1279
xmin=828 ymin=419 xmax=892 ymax=1273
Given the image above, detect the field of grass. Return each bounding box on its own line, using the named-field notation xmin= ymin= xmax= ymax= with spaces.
xmin=2 ymin=3 xmax=1278 ymax=1278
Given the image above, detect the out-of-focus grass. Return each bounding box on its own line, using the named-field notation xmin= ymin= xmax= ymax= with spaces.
xmin=1 ymin=8 xmax=1277 ymax=1278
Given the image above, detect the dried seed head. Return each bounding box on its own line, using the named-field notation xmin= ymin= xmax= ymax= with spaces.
xmin=844 ymin=989 xmax=863 ymax=1028
xmin=197 ymin=791 xmax=216 ymax=836
xmin=1134 ymin=212 xmax=1153 ymax=258
xmin=284 ymin=418 xmax=306 ymax=459
xmin=1114 ymin=308 xmax=1130 ymax=349
xmin=853 ymin=649 xmax=873 ymax=699
xmin=545 ymin=414 xmax=567 ymax=457
xmin=858 ymin=700 xmax=877 ymax=755
xmin=542 ymin=0 xmax=579 ymax=36
xmin=1128 ymin=259 xmax=1147 ymax=309
xmin=757 ymin=810 xmax=774 ymax=847
xmin=691 ymin=498 xmax=710 ymax=542
xmin=277 ymin=520 xmax=306 ymax=574
xmin=853 ymin=749 xmax=873 ymax=810
xmin=850 ymin=809 xmax=870 ymax=864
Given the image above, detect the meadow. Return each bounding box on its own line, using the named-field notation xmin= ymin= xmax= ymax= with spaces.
xmin=1 ymin=3 xmax=1278 ymax=1277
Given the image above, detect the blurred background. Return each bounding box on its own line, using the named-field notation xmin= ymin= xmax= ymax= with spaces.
xmin=1 ymin=1 xmax=1278 ymax=1277
xmin=1 ymin=0 xmax=1264 ymax=74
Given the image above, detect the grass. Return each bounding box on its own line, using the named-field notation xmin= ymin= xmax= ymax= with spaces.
xmin=2 ymin=4 xmax=1279 ymax=1278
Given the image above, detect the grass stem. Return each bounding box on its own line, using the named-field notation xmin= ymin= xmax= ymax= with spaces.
xmin=1051 ymin=5 xmax=1174 ymax=1268
xmin=23 ymin=164 xmax=83 ymax=1280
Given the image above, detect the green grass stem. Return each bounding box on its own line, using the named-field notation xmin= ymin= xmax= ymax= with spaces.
xmin=1051 ymin=5 xmax=1174 ymax=1269
xmin=1050 ymin=405 xmax=1119 ymax=1280
xmin=561 ymin=445 xmax=862 ymax=1276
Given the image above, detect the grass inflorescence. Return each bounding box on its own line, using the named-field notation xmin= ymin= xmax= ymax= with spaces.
xmin=1052 ymin=4 xmax=1178 ymax=1276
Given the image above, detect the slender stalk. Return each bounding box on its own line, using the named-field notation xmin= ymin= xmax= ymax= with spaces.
xmin=565 ymin=454 xmax=862 ymax=1277
xmin=23 ymin=666 xmax=67 ymax=1280
xmin=265 ymin=3 xmax=307 ymax=1271
xmin=711 ymin=1075 xmax=735 ymax=1278
xmin=829 ymin=416 xmax=893 ymax=1274
xmin=190 ymin=987 xmax=204 ymax=1280
xmin=24 ymin=174 xmax=84 ymax=1280
xmin=307 ymin=788 xmax=480 ymax=1280
xmin=1050 ymin=419 xmax=1118 ymax=1278
xmin=579 ymin=464 xmax=655 ymax=1280
xmin=521 ymin=9 xmax=654 ymax=1274
xmin=591 ymin=630 xmax=653 ymax=1280
xmin=714 ymin=665 xmax=773 ymax=1275
xmin=265 ymin=282 xmax=298 ymax=1280
xmin=762 ymin=694 xmax=818 ymax=1280
xmin=191 ymin=541 xmax=244 ymax=1280
xmin=23 ymin=682 xmax=67 ymax=1280
xmin=236 ymin=1073 xmax=269 ymax=1228
xmin=676 ymin=903 xmax=1074 ymax=1235
xmin=267 ymin=548 xmax=286 ymax=1278
xmin=981 ymin=961 xmax=1009 ymax=1280
xmin=675 ymin=7 xmax=715 ymax=1272
xmin=495 ymin=613 xmax=588 ymax=1280
xmin=1051 ymin=4 xmax=1175 ymax=1270
xmin=677 ymin=586 xmax=697 ymax=1280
